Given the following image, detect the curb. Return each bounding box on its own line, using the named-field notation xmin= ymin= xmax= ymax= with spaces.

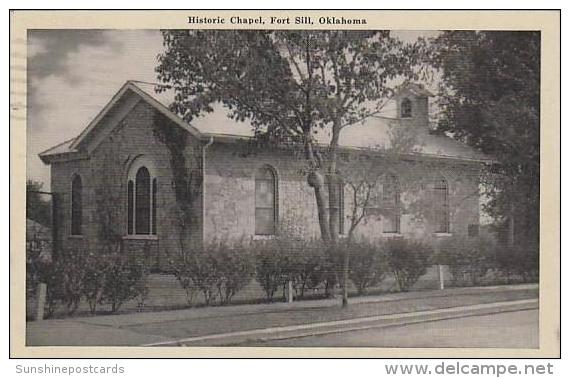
xmin=143 ymin=298 xmax=538 ymax=347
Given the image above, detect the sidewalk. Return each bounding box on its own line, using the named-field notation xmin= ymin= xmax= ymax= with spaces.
xmin=26 ymin=284 xmax=538 ymax=347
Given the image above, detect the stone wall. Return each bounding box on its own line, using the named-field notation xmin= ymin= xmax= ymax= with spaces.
xmin=50 ymin=101 xmax=482 ymax=272
xmin=204 ymin=141 xmax=482 ymax=245
xmin=50 ymin=101 xmax=203 ymax=271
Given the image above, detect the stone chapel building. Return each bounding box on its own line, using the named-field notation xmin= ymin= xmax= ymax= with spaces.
xmin=39 ymin=81 xmax=491 ymax=271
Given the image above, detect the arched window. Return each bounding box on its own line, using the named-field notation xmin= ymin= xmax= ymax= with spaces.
xmin=434 ymin=178 xmax=450 ymax=233
xmin=401 ymin=98 xmax=412 ymax=118
xmin=127 ymin=157 xmax=157 ymax=236
xmin=135 ymin=167 xmax=151 ymax=234
xmin=255 ymin=166 xmax=277 ymax=235
xmin=382 ymin=174 xmax=400 ymax=233
xmin=70 ymin=174 xmax=83 ymax=236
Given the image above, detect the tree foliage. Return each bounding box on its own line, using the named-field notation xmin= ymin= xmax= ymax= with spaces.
xmin=156 ymin=30 xmax=419 ymax=243
xmin=26 ymin=180 xmax=51 ymax=226
xmin=157 ymin=30 xmax=421 ymax=307
xmin=430 ymin=31 xmax=540 ymax=244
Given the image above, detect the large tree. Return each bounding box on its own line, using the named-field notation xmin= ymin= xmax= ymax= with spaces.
xmin=156 ymin=30 xmax=419 ymax=306
xmin=430 ymin=31 xmax=540 ymax=246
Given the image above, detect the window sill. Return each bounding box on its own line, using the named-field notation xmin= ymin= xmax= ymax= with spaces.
xmin=252 ymin=234 xmax=276 ymax=241
xmin=433 ymin=232 xmax=453 ymax=238
xmin=68 ymin=235 xmax=84 ymax=239
xmin=381 ymin=233 xmax=403 ymax=238
xmin=123 ymin=235 xmax=159 ymax=241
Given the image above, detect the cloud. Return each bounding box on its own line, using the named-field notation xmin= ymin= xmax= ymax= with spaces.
xmin=26 ymin=30 xmax=440 ymax=188
xmin=28 ymin=30 xmax=119 ymax=81
xmin=27 ymin=30 xmax=163 ymax=187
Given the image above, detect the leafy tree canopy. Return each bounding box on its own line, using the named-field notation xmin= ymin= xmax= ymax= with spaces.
xmin=430 ymin=31 xmax=540 ymax=243
xmin=156 ymin=30 xmax=418 ymax=147
xmin=26 ymin=180 xmax=51 ymax=226
xmin=156 ymin=30 xmax=421 ymax=245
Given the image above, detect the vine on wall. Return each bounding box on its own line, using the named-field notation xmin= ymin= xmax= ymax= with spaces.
xmin=152 ymin=112 xmax=203 ymax=250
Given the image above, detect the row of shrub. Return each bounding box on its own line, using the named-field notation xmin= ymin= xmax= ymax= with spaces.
xmin=170 ymin=235 xmax=538 ymax=306
xmin=27 ymin=251 xmax=148 ymax=318
xmin=169 ymin=237 xmax=436 ymax=306
xmin=437 ymin=236 xmax=539 ymax=286
xmin=28 ymin=235 xmax=538 ymax=318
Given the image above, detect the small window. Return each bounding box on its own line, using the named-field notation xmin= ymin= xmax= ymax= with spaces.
xmin=70 ymin=174 xmax=83 ymax=235
xmin=255 ymin=166 xmax=277 ymax=235
xmin=382 ymin=174 xmax=400 ymax=233
xmin=434 ymin=178 xmax=450 ymax=233
xmin=401 ymin=98 xmax=412 ymax=118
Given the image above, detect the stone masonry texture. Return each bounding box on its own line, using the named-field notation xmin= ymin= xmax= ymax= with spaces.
xmin=51 ymin=100 xmax=482 ymax=272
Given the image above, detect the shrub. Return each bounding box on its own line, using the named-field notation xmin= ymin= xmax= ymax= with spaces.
xmin=27 ymin=247 xmax=149 ymax=317
xmin=213 ymin=240 xmax=255 ymax=305
xmin=81 ymin=255 xmax=107 ymax=314
xmin=347 ymin=239 xmax=389 ymax=295
xmin=31 ymin=251 xmax=85 ymax=318
xmin=437 ymin=236 xmax=496 ymax=286
xmin=59 ymin=253 xmax=84 ymax=314
xmin=171 ymin=257 xmax=199 ymax=306
xmin=253 ymin=236 xmax=329 ymax=301
xmin=182 ymin=250 xmax=219 ymax=305
xmin=172 ymin=239 xmax=255 ymax=306
xmin=38 ymin=260 xmax=64 ymax=318
xmin=290 ymin=239 xmax=327 ymax=298
xmin=496 ymin=242 xmax=539 ymax=283
xmin=253 ymin=239 xmax=291 ymax=301
xmin=101 ymin=254 xmax=148 ymax=313
xmin=386 ymin=238 xmax=433 ymax=292
xmin=320 ymin=242 xmax=343 ymax=297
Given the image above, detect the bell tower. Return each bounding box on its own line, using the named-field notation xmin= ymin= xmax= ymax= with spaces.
xmin=394 ymin=83 xmax=433 ymax=129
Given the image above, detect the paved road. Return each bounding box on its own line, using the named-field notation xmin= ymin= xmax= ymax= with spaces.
xmin=246 ymin=309 xmax=538 ymax=348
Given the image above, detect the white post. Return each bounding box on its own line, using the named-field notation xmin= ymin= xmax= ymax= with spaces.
xmin=438 ymin=265 xmax=445 ymax=290
xmin=36 ymin=283 xmax=47 ymax=321
xmin=287 ymin=280 xmax=294 ymax=303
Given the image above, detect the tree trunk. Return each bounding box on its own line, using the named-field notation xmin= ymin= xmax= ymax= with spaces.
xmin=329 ymin=119 xmax=349 ymax=307
xmin=342 ymin=249 xmax=349 ymax=307
xmin=328 ymin=174 xmax=339 ymax=242
xmin=304 ymin=137 xmax=331 ymax=244
xmin=309 ymin=172 xmax=331 ymax=244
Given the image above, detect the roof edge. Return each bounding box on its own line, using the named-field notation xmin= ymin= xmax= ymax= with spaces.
xmin=69 ymin=81 xmax=203 ymax=152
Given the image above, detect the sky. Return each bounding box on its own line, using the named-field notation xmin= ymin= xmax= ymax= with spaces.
xmin=26 ymin=30 xmax=437 ymax=189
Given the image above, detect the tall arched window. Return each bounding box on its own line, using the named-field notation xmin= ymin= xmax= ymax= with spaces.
xmin=255 ymin=166 xmax=277 ymax=235
xmin=127 ymin=157 xmax=157 ymax=236
xmin=382 ymin=174 xmax=400 ymax=234
xmin=401 ymin=98 xmax=412 ymax=118
xmin=434 ymin=177 xmax=450 ymax=233
xmin=70 ymin=174 xmax=83 ymax=236
xmin=135 ymin=167 xmax=151 ymax=234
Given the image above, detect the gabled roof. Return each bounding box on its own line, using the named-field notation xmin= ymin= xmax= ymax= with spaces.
xmin=39 ymin=80 xmax=492 ymax=164
xmin=70 ymin=81 xmax=201 ymax=151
